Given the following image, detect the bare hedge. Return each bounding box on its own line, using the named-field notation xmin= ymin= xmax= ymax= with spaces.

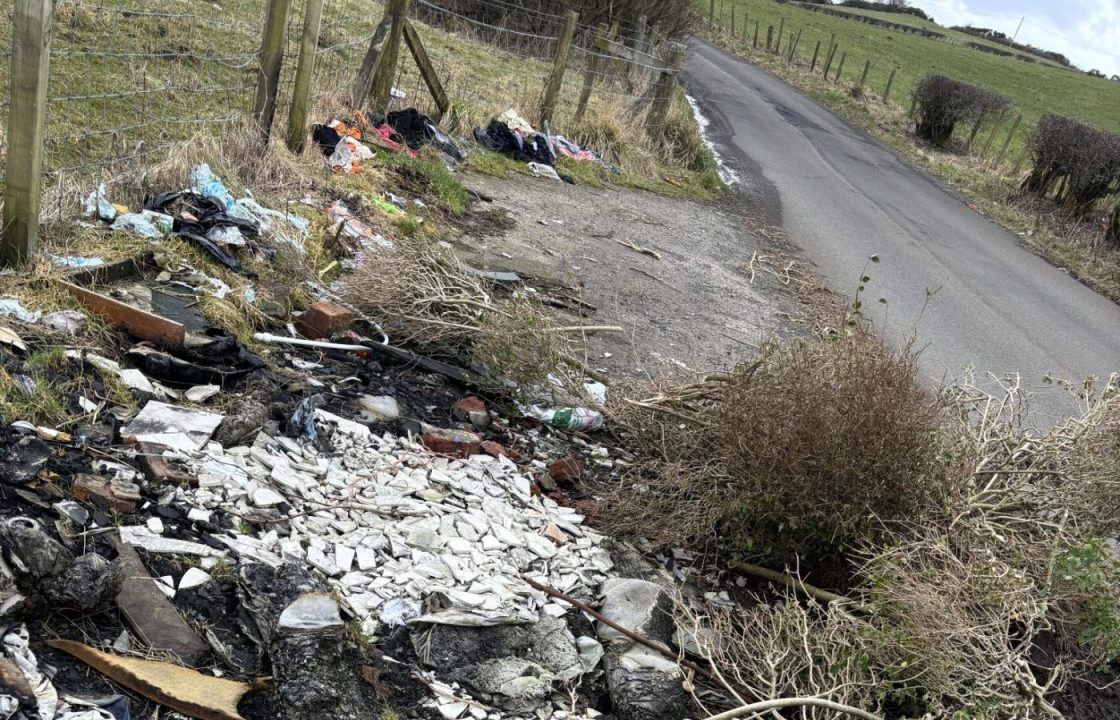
xmin=1023 ymin=113 xmax=1120 ymax=215
xmin=912 ymin=74 xmax=1011 ymax=147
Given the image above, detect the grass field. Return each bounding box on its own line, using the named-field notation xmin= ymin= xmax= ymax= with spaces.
xmin=704 ymin=0 xmax=1120 ymax=157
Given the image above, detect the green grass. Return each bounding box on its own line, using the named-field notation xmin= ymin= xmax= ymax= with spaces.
xmin=707 ymin=0 xmax=1120 ymax=158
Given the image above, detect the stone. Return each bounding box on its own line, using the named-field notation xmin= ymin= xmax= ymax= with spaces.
xmin=358 ymin=395 xmax=400 ymax=423
xmin=480 ymin=441 xmax=507 ymax=458
xmin=548 ymin=455 xmax=583 ymax=484
xmin=179 ymin=567 xmax=211 ymax=590
xmin=146 ymin=517 xmax=165 ymax=535
xmin=278 ymin=593 xmax=344 ymax=631
xmin=422 ymin=428 xmax=483 ymax=458
xmin=253 ymin=487 xmax=286 ymax=507
xmin=295 ymin=301 xmax=353 ymax=339
xmin=453 ymin=397 xmax=490 ymax=429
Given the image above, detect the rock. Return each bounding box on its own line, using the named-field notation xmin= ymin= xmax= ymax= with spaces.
xmin=278 ymin=593 xmax=344 ymax=631
xmin=147 ymin=517 xmax=165 ymax=534
xmin=422 ymin=428 xmax=483 ymax=458
xmin=415 ymin=614 xmax=581 ymax=710
xmin=598 ymin=578 xmax=690 ymax=720
xmin=479 ymin=440 xmax=507 ymax=458
xmin=179 ymin=567 xmax=211 ymax=590
xmin=41 ymin=553 xmax=122 ymax=612
xmin=358 ymin=395 xmax=400 ymax=423
xmin=453 ymin=397 xmax=490 ymax=429
xmin=548 ymin=455 xmax=583 ymax=484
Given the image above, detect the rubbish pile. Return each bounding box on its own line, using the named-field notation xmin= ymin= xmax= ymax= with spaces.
xmin=473 ymin=109 xmax=621 ymax=180
xmin=312 ymin=108 xmax=464 ymax=174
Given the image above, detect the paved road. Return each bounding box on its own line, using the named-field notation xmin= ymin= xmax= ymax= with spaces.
xmin=681 ymin=39 xmax=1120 ymax=425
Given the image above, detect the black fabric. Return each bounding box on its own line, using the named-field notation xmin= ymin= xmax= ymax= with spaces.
xmin=384 ymin=108 xmax=464 ymax=160
xmin=143 ymin=190 xmax=260 ymax=278
xmin=473 ymin=119 xmax=553 ymax=165
xmin=387 ymin=108 xmax=431 ymax=149
xmin=311 ymin=124 xmax=342 ymax=157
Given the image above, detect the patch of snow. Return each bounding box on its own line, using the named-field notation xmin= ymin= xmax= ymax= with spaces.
xmin=686 ymin=93 xmax=740 ymax=186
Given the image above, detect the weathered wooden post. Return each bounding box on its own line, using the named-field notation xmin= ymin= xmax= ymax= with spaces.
xmin=883 ymin=66 xmax=896 ymax=103
xmin=539 ymin=10 xmax=578 ymax=128
xmin=645 ymin=44 xmax=684 ymax=139
xmin=403 ymin=20 xmax=449 ymax=121
xmin=981 ymin=109 xmax=1007 ymax=157
xmin=285 ymin=0 xmax=325 ymax=153
xmin=833 ymin=51 xmax=847 ymax=81
xmin=730 ymin=6 xmax=735 ymax=35
xmin=765 ymin=25 xmax=773 ymax=52
xmin=2 ymin=0 xmax=54 ymax=266
xmin=253 ymin=0 xmax=293 ymax=144
xmin=856 ymin=58 xmax=870 ymax=93
xmin=753 ymin=20 xmax=759 ymax=48
xmin=788 ymin=29 xmax=801 ymax=63
xmin=993 ymin=113 xmax=1023 ymax=167
xmin=809 ymin=39 xmax=821 ymax=72
xmin=351 ymin=17 xmax=391 ymax=107
xmin=822 ymin=43 xmax=837 ymax=78
xmin=368 ymin=0 xmax=410 ymax=114
xmin=743 ymin=13 xmax=749 ymax=41
xmin=775 ymin=16 xmax=784 ymax=54
xmin=575 ymin=23 xmax=610 ymax=122
xmin=709 ymin=0 xmax=715 ymax=27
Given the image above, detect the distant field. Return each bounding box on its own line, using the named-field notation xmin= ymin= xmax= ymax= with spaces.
xmin=705 ymin=0 xmax=1120 ymax=154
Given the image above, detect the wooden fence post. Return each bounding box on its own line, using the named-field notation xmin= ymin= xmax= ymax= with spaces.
xmin=856 ymin=58 xmax=870 ymax=92
xmin=993 ymin=113 xmax=1022 ymax=167
xmin=822 ymin=43 xmax=837 ymax=77
xmin=709 ymin=0 xmax=715 ymax=26
xmin=575 ymin=23 xmax=608 ymax=122
xmin=252 ymin=0 xmax=293 ymax=144
xmin=883 ymin=67 xmax=896 ymax=103
xmin=753 ymin=20 xmax=759 ymax=48
xmin=743 ymin=13 xmax=749 ymax=41
xmin=351 ymin=17 xmax=391 ymax=107
xmin=730 ymin=6 xmax=735 ymax=35
xmin=368 ymin=0 xmax=409 ymax=115
xmin=788 ymin=29 xmax=801 ymax=63
xmin=981 ymin=109 xmax=1007 ymax=157
xmin=776 ymin=17 xmax=784 ymax=54
xmin=966 ymin=117 xmax=984 ymax=152
xmin=765 ymin=25 xmax=773 ymax=52
xmin=645 ymin=44 xmax=684 ymax=138
xmin=539 ymin=10 xmax=578 ymax=128
xmin=1010 ymin=134 xmax=1031 ymax=176
xmin=1 ymin=0 xmax=54 ymax=266
xmin=285 ymin=0 xmax=325 ymax=153
xmin=833 ymin=51 xmax=847 ymax=81
xmin=810 ymin=40 xmax=821 ymax=72
xmin=403 ymin=20 xmax=449 ymax=121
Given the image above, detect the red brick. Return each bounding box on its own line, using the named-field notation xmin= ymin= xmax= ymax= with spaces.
xmin=295 ymin=301 xmax=353 ymax=339
xmin=72 ymin=474 xmax=137 ymax=513
xmin=421 ymin=430 xmax=482 ymax=458
xmin=480 ymin=440 xmax=507 ymax=458
xmin=548 ymin=455 xmax=583 ymax=484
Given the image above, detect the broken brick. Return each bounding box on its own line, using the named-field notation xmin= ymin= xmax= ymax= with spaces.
xmin=72 ymin=474 xmax=137 ymax=513
xmin=480 ymin=440 xmax=507 ymax=458
xmin=548 ymin=455 xmax=583 ymax=484
xmin=137 ymin=442 xmax=197 ymax=488
xmin=421 ymin=428 xmax=482 ymax=458
xmin=294 ymin=301 xmax=353 ymax=340
xmin=452 ymin=396 xmax=490 ymax=429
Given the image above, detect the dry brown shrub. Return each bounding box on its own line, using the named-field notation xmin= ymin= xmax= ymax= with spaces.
xmin=601 ymin=332 xmax=950 ymax=562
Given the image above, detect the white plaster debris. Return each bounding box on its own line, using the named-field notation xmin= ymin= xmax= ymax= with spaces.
xmin=158 ymin=415 xmax=614 ymax=719
xmin=175 ymin=427 xmax=613 ymax=632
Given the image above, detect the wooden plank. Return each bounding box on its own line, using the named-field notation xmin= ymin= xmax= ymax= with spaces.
xmin=252 ymin=0 xmax=293 ymax=143
xmin=368 ymin=0 xmax=410 ymax=114
xmin=402 ymin=20 xmax=449 ymax=121
xmin=61 ymin=281 xmax=185 ymax=348
xmin=2 ymin=0 xmax=54 ymax=267
xmin=539 ymin=10 xmax=578 ymax=127
xmin=285 ymin=0 xmax=325 ymax=153
xmin=111 ymin=540 xmax=211 ymax=666
xmin=351 ymin=16 xmax=391 ymax=107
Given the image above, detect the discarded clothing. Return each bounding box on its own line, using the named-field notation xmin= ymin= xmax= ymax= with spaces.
xmin=144 ymin=190 xmax=260 ymax=277
xmin=552 ymin=134 xmax=623 ymax=174
xmin=384 ymin=108 xmax=464 ymax=160
xmin=474 ymin=119 xmax=554 ymax=165
xmin=497 ymin=108 xmax=535 ymax=134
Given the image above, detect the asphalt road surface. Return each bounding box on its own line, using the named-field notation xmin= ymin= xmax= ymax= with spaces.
xmin=681 ymin=39 xmax=1120 ymax=425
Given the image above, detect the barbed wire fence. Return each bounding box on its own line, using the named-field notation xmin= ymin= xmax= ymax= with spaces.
xmin=0 ymin=0 xmax=687 ymax=265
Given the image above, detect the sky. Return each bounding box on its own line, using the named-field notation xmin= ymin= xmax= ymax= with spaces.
xmin=907 ymin=0 xmax=1120 ymax=77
